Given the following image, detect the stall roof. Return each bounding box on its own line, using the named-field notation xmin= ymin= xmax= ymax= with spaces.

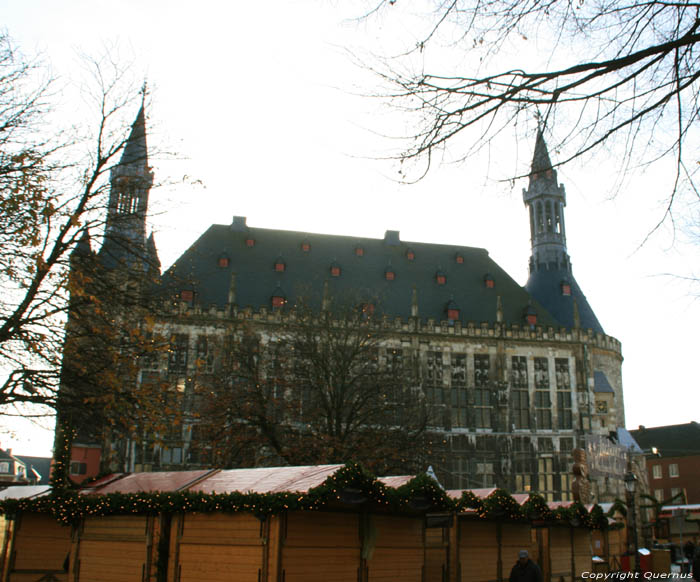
xmin=189 ymin=464 xmax=345 ymax=495
xmin=378 ymin=475 xmax=414 ymax=488
xmin=0 ymin=485 xmax=51 ymax=500
xmin=83 ymin=469 xmax=217 ymax=495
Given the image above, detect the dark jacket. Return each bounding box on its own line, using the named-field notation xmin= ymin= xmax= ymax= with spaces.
xmin=509 ymin=559 xmax=543 ymax=582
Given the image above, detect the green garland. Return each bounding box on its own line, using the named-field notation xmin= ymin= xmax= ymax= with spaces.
xmin=0 ymin=463 xmax=611 ymax=530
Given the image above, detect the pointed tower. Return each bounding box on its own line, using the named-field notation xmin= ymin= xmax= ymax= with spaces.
xmin=99 ymin=98 xmax=154 ymax=269
xmin=523 ymin=130 xmax=604 ymax=332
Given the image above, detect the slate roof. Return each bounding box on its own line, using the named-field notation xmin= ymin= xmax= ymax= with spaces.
xmin=593 ymin=371 xmax=614 ymax=393
xmin=526 ymin=268 xmax=604 ymax=333
xmin=629 ymin=422 xmax=700 ymax=457
xmin=160 ymin=221 xmax=564 ymax=328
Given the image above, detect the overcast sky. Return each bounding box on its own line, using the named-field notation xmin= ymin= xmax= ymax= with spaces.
xmin=3 ymin=1 xmax=699 ymax=456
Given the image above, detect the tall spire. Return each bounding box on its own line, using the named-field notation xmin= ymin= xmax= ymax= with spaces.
xmin=522 ymin=130 xmax=604 ymax=333
xmin=100 ymin=97 xmax=154 ymax=269
xmin=522 ymin=130 xmax=568 ymax=269
xmin=531 ymin=129 xmax=553 ymax=175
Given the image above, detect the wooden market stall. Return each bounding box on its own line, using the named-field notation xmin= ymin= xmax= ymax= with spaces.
xmin=0 ymin=486 xmax=71 ymax=582
xmin=0 ymin=465 xmax=611 ymax=582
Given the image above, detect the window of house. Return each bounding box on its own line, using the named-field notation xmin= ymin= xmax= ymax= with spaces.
xmin=515 ymin=474 xmax=532 ymax=492
xmin=474 ymin=354 xmax=491 ymax=428
xmin=560 ymin=474 xmax=573 ymax=501
xmin=0 ymin=462 xmax=9 ymax=473
xmin=218 ymin=256 xmax=230 ymax=268
xmin=670 ymin=487 xmax=683 ymax=501
xmin=436 ymin=272 xmax=446 ymax=285
xmin=355 ymin=246 xmax=364 ymax=257
xmin=272 ymin=295 xmax=286 ymax=308
xmin=451 ymin=455 xmax=470 ymax=489
xmin=534 ymin=358 xmax=551 ymax=429
xmin=561 ymin=281 xmax=571 ymax=296
xmin=70 ymin=461 xmax=87 ymax=476
xmin=385 ymin=268 xmax=395 ymax=281
xmin=538 ymin=457 xmax=555 ymax=501
xmin=450 ymin=353 xmax=467 ymax=428
xmin=556 ymin=358 xmax=572 ymax=429
xmin=274 ymin=259 xmax=285 ymax=272
xmin=424 ymin=350 xmax=445 ymax=427
xmin=180 ymin=289 xmax=194 ymax=302
xmin=161 ymin=447 xmax=183 ymax=465
xmin=168 ymin=334 xmax=189 ymax=373
xmin=455 ymin=254 xmax=464 ymax=264
xmin=301 ymin=241 xmax=310 ymax=252
xmin=654 ymin=489 xmax=665 ymax=502
xmin=484 ymin=274 xmax=495 ymax=288
xmin=406 ymin=249 xmax=415 ymax=261
xmin=511 ymin=356 xmax=529 ymax=429
xmin=669 ymin=463 xmax=679 ymax=478
xmin=195 ymin=336 xmax=214 ymax=373
xmin=476 ymin=462 xmax=495 ymax=487
xmin=652 ymin=465 xmax=662 ymax=479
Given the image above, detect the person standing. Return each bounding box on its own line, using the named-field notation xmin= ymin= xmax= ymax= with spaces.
xmin=510 ymin=550 xmax=543 ymax=582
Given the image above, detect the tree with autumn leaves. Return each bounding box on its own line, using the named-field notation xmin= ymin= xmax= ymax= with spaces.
xmin=0 ymin=34 xmax=174 ymax=480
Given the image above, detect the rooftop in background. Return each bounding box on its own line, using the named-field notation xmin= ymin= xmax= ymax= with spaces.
xmin=629 ymin=422 xmax=700 ymax=457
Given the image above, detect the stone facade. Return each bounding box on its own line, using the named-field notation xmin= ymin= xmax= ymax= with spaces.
xmin=62 ymin=113 xmax=630 ymax=502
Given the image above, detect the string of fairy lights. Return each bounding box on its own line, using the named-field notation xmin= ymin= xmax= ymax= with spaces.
xmin=0 ymin=462 xmax=614 ymax=529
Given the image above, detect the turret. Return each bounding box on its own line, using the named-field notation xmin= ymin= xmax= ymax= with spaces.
xmin=523 ymin=130 xmax=604 ymax=333
xmin=99 ymin=98 xmax=154 ymax=269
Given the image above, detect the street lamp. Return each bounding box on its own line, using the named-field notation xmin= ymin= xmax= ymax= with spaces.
xmin=624 ymin=471 xmax=640 ymax=573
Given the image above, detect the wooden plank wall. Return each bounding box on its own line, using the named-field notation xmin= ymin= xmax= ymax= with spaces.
xmin=366 ymin=515 xmax=424 ymax=582
xmin=424 ymin=525 xmax=449 ymax=582
xmin=280 ymin=511 xmax=361 ymax=582
xmin=7 ymin=512 xmax=71 ymax=582
xmin=459 ymin=521 xmax=498 ymax=582
xmin=572 ymin=530 xmax=591 ymax=580
xmin=549 ymin=528 xmax=573 ymax=582
xmin=501 ymin=524 xmax=532 ymax=578
xmin=607 ymin=529 xmax=624 ymax=571
xmin=1 ymin=509 xmax=599 ymax=582
xmin=72 ymin=515 xmax=152 ymax=582
xmin=173 ymin=513 xmax=264 ymax=582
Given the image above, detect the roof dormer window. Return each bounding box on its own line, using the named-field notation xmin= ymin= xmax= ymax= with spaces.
xmin=455 ymin=254 xmax=464 ymax=264
xmin=301 ymin=241 xmax=310 ymax=252
xmin=446 ymin=299 xmax=460 ymax=321
xmin=330 ymin=263 xmax=341 ymax=277
xmin=435 ymin=271 xmax=446 ymax=285
xmin=180 ymin=290 xmax=194 ymax=302
xmin=271 ymin=285 xmax=286 ymax=308
xmin=218 ymin=255 xmax=230 ymax=268
xmin=360 ymin=303 xmax=375 ymax=318
xmin=274 ymin=257 xmax=286 ymax=272
xmin=406 ymin=249 xmax=415 ymax=261
xmin=484 ymin=274 xmax=495 ymax=288
xmin=525 ymin=304 xmax=537 ymax=326
xmin=561 ymin=280 xmax=571 ymax=296
xmin=385 ymin=268 xmax=395 ymax=281
xmin=245 ymin=238 xmax=255 ymax=248
xmin=355 ymin=246 xmax=364 ymax=257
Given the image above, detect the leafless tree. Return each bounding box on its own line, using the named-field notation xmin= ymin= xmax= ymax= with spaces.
xmin=191 ymin=299 xmax=429 ymax=476
xmin=362 ymin=0 xmax=700 ymax=227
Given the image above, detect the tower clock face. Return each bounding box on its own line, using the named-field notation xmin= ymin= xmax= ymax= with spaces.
xmin=596 ymin=401 xmax=608 ymax=414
